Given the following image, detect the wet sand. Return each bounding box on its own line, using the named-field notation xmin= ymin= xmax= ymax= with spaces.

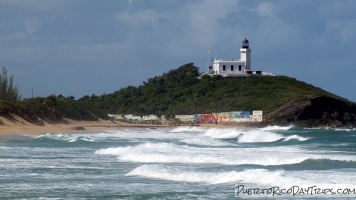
xmin=0 ymin=116 xmax=170 ymax=141
xmin=0 ymin=115 xmax=266 ymax=141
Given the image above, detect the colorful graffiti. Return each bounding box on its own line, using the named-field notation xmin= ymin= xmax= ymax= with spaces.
xmin=194 ymin=114 xmax=216 ymax=123
xmin=211 ymin=111 xmax=250 ymax=123
xmin=114 ymin=110 xmax=262 ymax=124
xmin=191 ymin=111 xmax=262 ymax=123
xmin=230 ymin=111 xmax=250 ymax=122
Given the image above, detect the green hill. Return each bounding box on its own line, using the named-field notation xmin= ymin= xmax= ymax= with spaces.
xmin=84 ymin=63 xmax=343 ymax=111
xmin=79 ymin=63 xmax=354 ymax=127
xmin=1 ymin=63 xmax=355 ymax=127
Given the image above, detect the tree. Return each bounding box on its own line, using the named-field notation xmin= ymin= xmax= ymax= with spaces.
xmin=0 ymin=67 xmax=21 ymax=101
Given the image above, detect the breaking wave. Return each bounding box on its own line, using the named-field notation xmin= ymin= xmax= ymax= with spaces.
xmin=203 ymin=128 xmax=243 ymax=139
xmin=95 ymin=142 xmax=356 ymax=166
xmin=127 ymin=165 xmax=282 ymax=185
xmin=127 ymin=164 xmax=356 ymax=189
xmin=169 ymin=126 xmax=204 ymax=133
xmin=35 ymin=133 xmax=95 ymax=142
xmin=179 ymin=138 xmax=232 ymax=146
xmin=237 ymin=130 xmax=310 ymax=143
xmin=260 ymin=125 xmax=294 ymax=131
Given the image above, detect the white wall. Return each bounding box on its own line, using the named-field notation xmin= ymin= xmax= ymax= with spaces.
xmin=251 ymin=110 xmax=263 ymax=122
xmin=213 ymin=60 xmax=246 ymax=75
xmin=240 ymin=48 xmax=251 ymax=70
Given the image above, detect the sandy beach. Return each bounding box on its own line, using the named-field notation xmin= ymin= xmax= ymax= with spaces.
xmin=0 ymin=115 xmax=267 ymax=141
xmin=0 ymin=118 xmax=118 ymax=135
xmin=0 ymin=115 xmax=172 ymax=140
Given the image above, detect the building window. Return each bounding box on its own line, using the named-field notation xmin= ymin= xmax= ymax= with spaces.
xmin=223 ymin=65 xmax=226 ymax=71
xmin=239 ymin=65 xmax=242 ymax=71
xmin=231 ymin=65 xmax=234 ymax=71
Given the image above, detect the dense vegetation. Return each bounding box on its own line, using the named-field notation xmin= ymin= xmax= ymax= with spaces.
xmin=0 ymin=67 xmax=21 ymax=102
xmin=80 ymin=63 xmax=343 ymax=116
xmin=0 ymin=63 xmax=352 ymax=125
xmin=0 ymin=67 xmax=107 ymax=123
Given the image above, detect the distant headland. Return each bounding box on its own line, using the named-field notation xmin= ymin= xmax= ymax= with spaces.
xmin=1 ymin=62 xmax=355 ymax=131
xmin=1 ymin=37 xmax=355 ymax=131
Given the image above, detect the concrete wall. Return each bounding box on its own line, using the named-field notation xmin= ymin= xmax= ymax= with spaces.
xmin=110 ymin=111 xmax=263 ymax=123
xmin=213 ymin=60 xmax=246 ymax=76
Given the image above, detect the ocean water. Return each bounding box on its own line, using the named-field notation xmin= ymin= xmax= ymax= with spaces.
xmin=1 ymin=126 xmax=356 ymax=199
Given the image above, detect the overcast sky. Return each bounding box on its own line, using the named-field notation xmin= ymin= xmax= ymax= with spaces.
xmin=1 ymin=0 xmax=356 ymax=101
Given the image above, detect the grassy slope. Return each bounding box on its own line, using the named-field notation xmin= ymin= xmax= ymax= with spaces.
xmin=218 ymin=78 xmax=334 ymax=113
xmin=1 ymin=63 xmax=351 ymax=126
xmin=197 ymin=75 xmax=344 ymax=113
xmin=101 ymin=63 xmax=348 ymax=116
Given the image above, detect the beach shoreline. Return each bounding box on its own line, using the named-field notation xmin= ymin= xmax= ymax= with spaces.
xmin=0 ymin=116 xmax=170 ymax=140
xmin=0 ymin=115 xmax=270 ymax=141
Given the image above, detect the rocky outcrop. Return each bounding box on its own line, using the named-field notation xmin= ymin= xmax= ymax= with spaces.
xmin=266 ymin=96 xmax=356 ymax=128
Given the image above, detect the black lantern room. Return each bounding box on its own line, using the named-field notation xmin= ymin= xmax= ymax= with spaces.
xmin=242 ymin=38 xmax=249 ymax=48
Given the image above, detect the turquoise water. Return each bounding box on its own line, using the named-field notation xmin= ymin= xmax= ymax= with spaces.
xmin=1 ymin=126 xmax=356 ymax=199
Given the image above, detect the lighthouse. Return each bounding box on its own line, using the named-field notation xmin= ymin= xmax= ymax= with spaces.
xmin=240 ymin=38 xmax=251 ymax=70
xmin=206 ymin=38 xmax=274 ymax=77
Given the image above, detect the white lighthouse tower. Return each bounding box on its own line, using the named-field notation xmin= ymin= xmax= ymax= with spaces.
xmin=206 ymin=38 xmax=273 ymax=77
xmin=240 ymin=38 xmax=251 ymax=70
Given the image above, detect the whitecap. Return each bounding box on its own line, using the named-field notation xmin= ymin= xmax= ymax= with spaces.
xmin=204 ymin=128 xmax=243 ymax=139
xmin=35 ymin=133 xmax=95 ymax=142
xmin=335 ymin=128 xmax=355 ymax=132
xmin=180 ymin=138 xmax=232 ymax=146
xmin=127 ymin=164 xmax=356 ymax=190
xmin=283 ymin=135 xmax=309 ymax=141
xmin=96 ymin=143 xmax=320 ymax=166
xmin=260 ymin=125 xmax=293 ymax=131
xmin=237 ymin=130 xmax=310 ymax=143
xmin=169 ymin=126 xmax=204 ymax=133
xmin=237 ymin=130 xmax=283 ymax=143
xmin=127 ymin=165 xmax=281 ymax=185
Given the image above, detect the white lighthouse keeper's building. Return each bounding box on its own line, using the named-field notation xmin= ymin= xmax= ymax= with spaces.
xmin=210 ymin=38 xmax=266 ymax=76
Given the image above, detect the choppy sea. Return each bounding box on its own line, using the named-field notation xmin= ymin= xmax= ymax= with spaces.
xmin=1 ymin=126 xmax=356 ymax=199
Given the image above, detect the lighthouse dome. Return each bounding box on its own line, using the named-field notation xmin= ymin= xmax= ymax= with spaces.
xmin=242 ymin=38 xmax=249 ymax=48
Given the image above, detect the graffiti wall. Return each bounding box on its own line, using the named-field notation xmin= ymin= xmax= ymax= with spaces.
xmin=194 ymin=111 xmax=262 ymax=123
xmin=175 ymin=115 xmax=195 ymax=122
xmin=113 ymin=111 xmax=263 ymax=124
xmin=230 ymin=111 xmax=250 ymax=122
xmin=194 ymin=114 xmax=216 ymax=123
xmin=211 ymin=111 xmax=250 ymax=123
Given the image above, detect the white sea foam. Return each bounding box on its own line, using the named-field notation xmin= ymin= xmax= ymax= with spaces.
xmin=35 ymin=133 xmax=63 ymax=139
xmin=260 ymin=125 xmax=293 ymax=131
xmin=237 ymin=130 xmax=283 ymax=143
xmin=169 ymin=126 xmax=204 ymax=133
xmin=204 ymin=128 xmax=243 ymax=139
xmin=127 ymin=165 xmax=281 ymax=184
xmin=96 ymin=142 xmax=295 ymax=165
xmin=4 ymin=127 xmax=356 ymax=198
xmin=96 ymin=142 xmax=356 ymax=166
xmin=335 ymin=128 xmax=356 ymax=132
xmin=276 ymin=169 xmax=356 ymax=190
xmin=179 ymin=138 xmax=232 ymax=146
xmin=68 ymin=136 xmax=95 ymax=142
xmin=237 ymin=130 xmax=310 ymax=143
xmin=69 ymin=128 xmax=351 ymax=167
xmin=101 ymin=128 xmax=196 ymax=140
xmin=202 ymin=127 xmax=310 ymax=143
xmin=35 ymin=133 xmax=95 ymax=142
xmin=284 ymin=135 xmax=309 ymax=141
xmin=127 ymin=165 xmax=356 ymax=189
